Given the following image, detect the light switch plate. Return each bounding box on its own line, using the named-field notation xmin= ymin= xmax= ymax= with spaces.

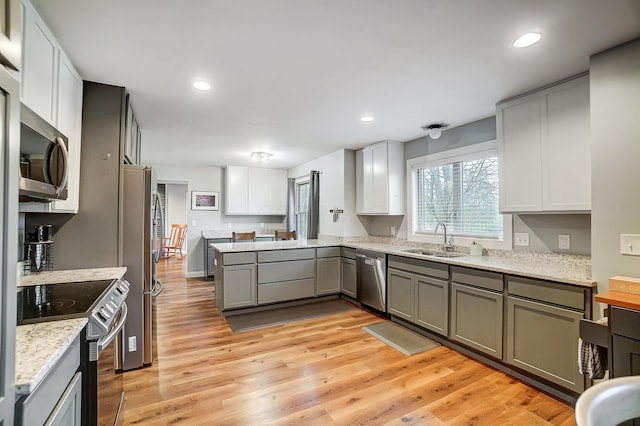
xmin=621 ymin=234 xmax=640 ymax=256
xmin=191 ymin=219 xmax=197 ymax=227
xmin=559 ymin=234 xmax=571 ymax=250
xmin=514 ymin=232 xmax=529 ymax=246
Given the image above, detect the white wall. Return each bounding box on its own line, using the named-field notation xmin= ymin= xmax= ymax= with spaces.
xmin=150 ymin=164 xmax=285 ymax=277
xmin=590 ymin=38 xmax=640 ymax=296
xmin=288 ymin=149 xmax=366 ymax=238
xmin=165 ymin=183 xmax=188 ymax=251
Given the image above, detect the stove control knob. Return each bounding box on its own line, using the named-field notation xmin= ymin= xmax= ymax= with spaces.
xmin=107 ymin=301 xmax=118 ymax=312
xmin=100 ymin=307 xmax=112 ymax=319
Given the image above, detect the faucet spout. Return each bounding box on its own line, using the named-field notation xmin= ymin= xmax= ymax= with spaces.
xmin=434 ymin=221 xmax=453 ymax=252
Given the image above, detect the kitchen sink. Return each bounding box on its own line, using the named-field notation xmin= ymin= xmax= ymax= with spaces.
xmin=402 ymin=248 xmax=467 ymax=258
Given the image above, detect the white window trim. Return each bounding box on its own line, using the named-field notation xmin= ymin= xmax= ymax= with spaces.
xmin=406 ymin=140 xmax=513 ymax=250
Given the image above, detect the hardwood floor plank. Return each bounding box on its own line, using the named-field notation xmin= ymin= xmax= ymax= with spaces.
xmin=119 ymin=259 xmax=577 ymax=425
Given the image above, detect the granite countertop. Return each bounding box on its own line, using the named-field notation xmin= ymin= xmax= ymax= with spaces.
xmin=210 ymin=239 xmax=594 ymax=288
xmin=15 ymin=318 xmax=87 ymax=395
xmin=18 ymin=267 xmax=127 ymax=287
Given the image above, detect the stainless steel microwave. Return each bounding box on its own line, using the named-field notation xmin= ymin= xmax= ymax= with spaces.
xmin=19 ymin=104 xmax=69 ymax=201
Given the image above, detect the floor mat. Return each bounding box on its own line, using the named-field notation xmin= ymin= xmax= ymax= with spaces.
xmin=225 ymin=299 xmax=358 ymax=332
xmin=362 ymin=321 xmax=440 ymax=355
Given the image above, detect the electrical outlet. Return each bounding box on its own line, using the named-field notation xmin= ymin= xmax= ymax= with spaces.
xmin=260 ymin=222 xmax=264 ymax=229
xmin=191 ymin=219 xmax=197 ymax=227
xmin=227 ymin=223 xmax=232 ymax=229
xmin=128 ymin=336 xmax=137 ymax=352
xmin=514 ymin=232 xmax=530 ymax=246
xmin=559 ymin=234 xmax=571 ymax=250
xmin=391 ymin=226 xmax=396 ymax=235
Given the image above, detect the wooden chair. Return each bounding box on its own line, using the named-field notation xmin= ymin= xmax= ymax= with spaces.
xmin=162 ymin=224 xmax=188 ymax=258
xmin=275 ymin=230 xmax=296 ymax=240
xmin=232 ymin=231 xmax=255 ymax=242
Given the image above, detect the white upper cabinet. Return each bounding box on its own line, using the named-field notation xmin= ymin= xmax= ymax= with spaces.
xmin=19 ymin=0 xmax=84 ymax=213
xmin=21 ymin=0 xmax=57 ymax=124
xmin=497 ymin=74 xmax=590 ymax=213
xmin=356 ymin=140 xmax=404 ymax=215
xmin=225 ymin=166 xmax=287 ymax=215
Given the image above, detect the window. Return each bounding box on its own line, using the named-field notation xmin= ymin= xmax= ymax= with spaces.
xmin=295 ymin=180 xmax=309 ymax=239
xmin=408 ymin=141 xmax=512 ymax=249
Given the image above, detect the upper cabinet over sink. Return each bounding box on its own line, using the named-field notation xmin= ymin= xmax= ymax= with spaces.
xmin=356 ymin=140 xmax=405 ymax=215
xmin=19 ymin=0 xmax=83 ymax=213
xmin=497 ymin=74 xmax=590 ymax=213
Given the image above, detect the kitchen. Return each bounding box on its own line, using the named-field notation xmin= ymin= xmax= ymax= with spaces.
xmin=1 ymin=1 xmax=640 ymax=425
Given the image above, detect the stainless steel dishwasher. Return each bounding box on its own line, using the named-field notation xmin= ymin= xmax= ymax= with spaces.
xmin=356 ymin=249 xmax=386 ymax=312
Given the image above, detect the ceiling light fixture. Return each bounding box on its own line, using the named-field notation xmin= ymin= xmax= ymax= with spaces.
xmin=251 ymin=151 xmax=273 ymax=163
xmin=193 ymin=81 xmax=212 ymax=91
xmin=421 ymin=122 xmax=449 ymax=140
xmin=513 ymin=32 xmax=541 ymax=48
xmin=360 ymin=115 xmax=375 ymax=122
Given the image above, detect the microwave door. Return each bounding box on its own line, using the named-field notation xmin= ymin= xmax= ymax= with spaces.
xmin=44 ymin=136 xmax=69 ymax=196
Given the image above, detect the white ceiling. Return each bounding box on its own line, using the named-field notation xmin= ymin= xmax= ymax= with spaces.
xmin=32 ymin=0 xmax=640 ymax=169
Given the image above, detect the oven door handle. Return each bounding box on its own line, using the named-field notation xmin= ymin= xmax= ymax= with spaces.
xmin=98 ymin=302 xmax=128 ymax=352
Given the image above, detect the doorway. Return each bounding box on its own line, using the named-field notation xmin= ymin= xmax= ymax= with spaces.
xmin=158 ymin=182 xmax=188 ymax=254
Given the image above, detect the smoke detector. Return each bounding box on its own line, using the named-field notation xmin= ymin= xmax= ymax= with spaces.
xmin=421 ymin=122 xmax=449 ymax=139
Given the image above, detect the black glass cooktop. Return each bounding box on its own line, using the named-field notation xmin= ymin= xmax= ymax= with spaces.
xmin=17 ymin=279 xmax=114 ymax=325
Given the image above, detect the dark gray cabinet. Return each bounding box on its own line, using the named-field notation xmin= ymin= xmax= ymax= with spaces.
xmin=204 ymin=238 xmax=231 ymax=279
xmin=257 ymin=249 xmax=316 ymax=304
xmin=341 ymin=248 xmax=357 ymax=298
xmin=316 ymin=247 xmax=341 ymax=295
xmin=611 ymin=306 xmax=640 ymax=377
xmin=387 ymin=256 xmax=449 ymax=336
xmin=449 ymin=266 xmax=504 ymax=359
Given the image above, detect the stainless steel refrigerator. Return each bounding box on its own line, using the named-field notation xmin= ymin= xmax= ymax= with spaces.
xmin=120 ymin=164 xmax=163 ymax=370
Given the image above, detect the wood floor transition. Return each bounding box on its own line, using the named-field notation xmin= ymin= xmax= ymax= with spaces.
xmin=119 ymin=258 xmax=577 ymax=425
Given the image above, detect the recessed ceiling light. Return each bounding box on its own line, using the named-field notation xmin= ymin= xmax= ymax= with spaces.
xmin=360 ymin=115 xmax=375 ymax=122
xmin=193 ymin=81 xmax=211 ymax=91
xmin=513 ymin=32 xmax=541 ymax=48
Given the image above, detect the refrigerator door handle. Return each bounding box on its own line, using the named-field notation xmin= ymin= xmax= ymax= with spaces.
xmin=145 ymin=280 xmax=164 ymax=297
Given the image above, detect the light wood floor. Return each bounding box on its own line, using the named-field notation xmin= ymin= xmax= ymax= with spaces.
xmin=120 ymin=259 xmax=577 ymax=425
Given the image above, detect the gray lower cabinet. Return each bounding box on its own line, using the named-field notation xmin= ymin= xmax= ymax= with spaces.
xmin=387 ymin=256 xmax=449 ymax=336
xmin=15 ymin=335 xmax=81 ymax=426
xmin=449 ymin=265 xmax=504 ymax=359
xmin=506 ymin=296 xmax=584 ymax=392
xmin=388 ymin=268 xmax=414 ymax=321
xmin=217 ymin=251 xmax=258 ymax=310
xmin=205 ymin=238 xmax=232 ymax=279
xmin=340 ymin=257 xmax=356 ymax=298
xmin=316 ymin=247 xmax=341 ymax=295
xmin=505 ymin=275 xmax=586 ymax=393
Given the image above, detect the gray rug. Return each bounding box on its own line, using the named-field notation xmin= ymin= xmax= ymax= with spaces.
xmin=225 ymin=300 xmax=358 ymax=332
xmin=362 ymin=321 xmax=440 ymax=355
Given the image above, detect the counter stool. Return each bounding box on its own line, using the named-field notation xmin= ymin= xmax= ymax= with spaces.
xmin=232 ymin=231 xmax=255 ymax=242
xmin=575 ymin=376 xmax=640 ymax=426
xmin=275 ymin=230 xmax=296 ymax=240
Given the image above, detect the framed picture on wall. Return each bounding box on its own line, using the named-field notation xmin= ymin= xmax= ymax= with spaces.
xmin=191 ymin=191 xmax=219 ymax=211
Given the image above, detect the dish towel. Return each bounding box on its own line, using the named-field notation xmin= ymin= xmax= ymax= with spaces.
xmin=578 ymin=317 xmax=608 ymax=379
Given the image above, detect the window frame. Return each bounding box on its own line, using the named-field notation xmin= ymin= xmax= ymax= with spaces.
xmin=295 ymin=176 xmax=310 ymax=239
xmin=406 ymin=140 xmax=512 ymax=250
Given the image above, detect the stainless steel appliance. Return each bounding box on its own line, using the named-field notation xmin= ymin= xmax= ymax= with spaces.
xmin=19 ymin=104 xmax=69 ymax=201
xmin=356 ymin=249 xmax=387 ymax=312
xmin=16 ymin=278 xmax=130 ymax=426
xmin=120 ymin=165 xmax=163 ymax=371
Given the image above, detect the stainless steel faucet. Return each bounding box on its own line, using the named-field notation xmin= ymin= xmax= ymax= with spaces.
xmin=434 ymin=221 xmax=453 ymax=252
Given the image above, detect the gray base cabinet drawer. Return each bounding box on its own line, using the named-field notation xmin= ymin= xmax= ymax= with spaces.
xmin=223 ymin=252 xmax=257 ymax=266
xmin=223 ymin=264 xmax=257 ymax=309
xmin=317 ymin=257 xmax=340 ymax=295
xmin=258 ymin=278 xmax=315 ymax=304
xmin=452 ymin=266 xmax=503 ymax=292
xmin=341 ymin=247 xmax=356 ymax=259
xmin=258 ymin=259 xmax=315 ymax=284
xmin=388 ymin=255 xmax=448 ymax=280
xmin=507 ymin=276 xmax=584 ymax=310
xmin=317 ymin=247 xmax=340 ymax=258
xmin=450 ymin=283 xmax=503 ymax=359
xmin=416 ymin=275 xmax=449 ymax=336
xmin=611 ymin=306 xmax=640 ymax=340
xmin=258 ymin=248 xmax=315 ymax=262
xmin=506 ymin=296 xmax=584 ymax=393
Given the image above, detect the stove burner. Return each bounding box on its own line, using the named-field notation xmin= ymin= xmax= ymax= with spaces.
xmin=46 ymin=298 xmax=76 ymax=311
